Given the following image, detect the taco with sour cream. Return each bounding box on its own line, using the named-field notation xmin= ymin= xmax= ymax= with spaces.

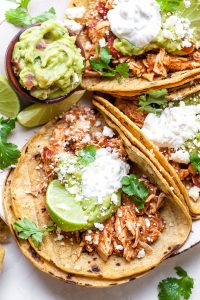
xmin=5 ymin=103 xmax=191 ymax=281
xmin=64 ymin=0 xmax=200 ymax=96
xmin=93 ymin=82 xmax=200 ymax=217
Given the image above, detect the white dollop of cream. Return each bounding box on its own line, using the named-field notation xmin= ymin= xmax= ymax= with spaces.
xmin=82 ymin=148 xmax=130 ymax=200
xmin=141 ymin=103 xmax=200 ymax=149
xmin=107 ymin=0 xmax=161 ymax=48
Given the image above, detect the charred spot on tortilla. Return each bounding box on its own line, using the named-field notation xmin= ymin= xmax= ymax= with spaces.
xmin=28 ymin=246 xmax=43 ymax=262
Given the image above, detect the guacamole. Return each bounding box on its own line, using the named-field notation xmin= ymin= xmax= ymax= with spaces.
xmin=12 ymin=20 xmax=84 ymax=100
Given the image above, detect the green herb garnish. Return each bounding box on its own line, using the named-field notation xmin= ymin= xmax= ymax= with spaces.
xmin=14 ymin=217 xmax=55 ymax=247
xmin=156 ymin=0 xmax=183 ymax=12
xmin=190 ymin=151 xmax=200 ymax=174
xmin=0 ymin=118 xmax=20 ymax=169
xmin=138 ymin=89 xmax=168 ymax=114
xmin=78 ymin=145 xmax=97 ymax=165
xmin=121 ymin=175 xmax=148 ymax=209
xmin=89 ymin=46 xmax=129 ymax=79
xmin=158 ymin=266 xmax=194 ymax=300
xmin=5 ymin=0 xmax=56 ymax=27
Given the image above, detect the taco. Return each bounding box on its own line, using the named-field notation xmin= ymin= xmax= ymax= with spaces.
xmin=93 ymin=84 xmax=200 ymax=217
xmin=3 ymin=170 xmax=137 ymax=287
xmin=65 ymin=0 xmax=200 ymax=96
xmin=5 ymin=104 xmax=191 ymax=281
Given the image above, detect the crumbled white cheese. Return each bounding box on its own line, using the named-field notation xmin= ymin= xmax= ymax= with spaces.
xmin=94 ymin=223 xmax=104 ymax=231
xmin=85 ymin=41 xmax=92 ymax=50
xmin=188 ymin=186 xmax=200 ymax=201
xmin=182 ymin=39 xmax=192 ymax=48
xmin=111 ymin=193 xmax=119 ymax=205
xmin=102 ymin=126 xmax=115 ymax=137
xmin=145 ymin=218 xmax=151 ymax=228
xmin=64 ymin=19 xmax=82 ymax=34
xmin=65 ymin=6 xmax=86 ymax=19
xmin=170 ymin=150 xmax=190 ymax=164
xmin=115 ymin=244 xmax=124 ymax=250
xmin=94 ymin=120 xmax=101 ymax=127
xmin=85 ymin=235 xmax=92 ymax=242
xmin=142 ymin=103 xmax=200 ymax=149
xmin=82 ymin=148 xmax=130 ymax=200
xmin=137 ymin=249 xmax=146 ymax=258
xmin=99 ymin=38 xmax=107 ymax=47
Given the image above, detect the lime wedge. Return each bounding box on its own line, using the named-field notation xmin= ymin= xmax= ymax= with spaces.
xmin=46 ymin=180 xmax=88 ymax=232
xmin=0 ymin=76 xmax=20 ymax=118
xmin=17 ymin=90 xmax=85 ymax=128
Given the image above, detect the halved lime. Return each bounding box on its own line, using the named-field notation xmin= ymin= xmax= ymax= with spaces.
xmin=0 ymin=76 xmax=20 ymax=118
xmin=17 ymin=90 xmax=85 ymax=128
xmin=46 ymin=180 xmax=88 ymax=232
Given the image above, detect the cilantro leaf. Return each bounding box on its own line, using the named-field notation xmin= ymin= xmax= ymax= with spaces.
xmin=100 ymin=46 xmax=112 ymax=64
xmin=158 ymin=267 xmax=194 ymax=300
xmin=156 ymin=0 xmax=183 ymax=12
xmin=89 ymin=46 xmax=129 ymax=79
xmin=0 ymin=118 xmax=20 ymax=169
xmin=14 ymin=217 xmax=54 ymax=247
xmin=189 ymin=152 xmax=200 ymax=174
xmin=121 ymin=174 xmax=148 ymax=209
xmin=116 ymin=63 xmax=129 ymax=78
xmin=78 ymin=145 xmax=96 ymax=165
xmin=5 ymin=7 xmax=32 ymax=26
xmin=138 ymin=89 xmax=168 ymax=114
xmin=5 ymin=1 xmax=57 ymax=27
xmin=33 ymin=7 xmax=56 ymax=23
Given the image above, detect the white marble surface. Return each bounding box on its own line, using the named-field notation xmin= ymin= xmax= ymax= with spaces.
xmin=1 ymin=1 xmax=200 ymax=299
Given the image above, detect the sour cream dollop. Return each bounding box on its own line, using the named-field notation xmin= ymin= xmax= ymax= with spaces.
xmin=107 ymin=0 xmax=161 ymax=48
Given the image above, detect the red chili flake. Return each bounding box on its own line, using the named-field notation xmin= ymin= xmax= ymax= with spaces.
xmin=107 ymin=31 xmax=119 ymax=58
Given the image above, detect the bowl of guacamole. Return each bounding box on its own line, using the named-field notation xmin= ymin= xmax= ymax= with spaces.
xmin=6 ymin=20 xmax=85 ymax=103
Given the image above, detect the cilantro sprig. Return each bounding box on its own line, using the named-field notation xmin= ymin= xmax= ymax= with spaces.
xmin=89 ymin=46 xmax=129 ymax=80
xmin=0 ymin=118 xmax=20 ymax=169
xmin=158 ymin=267 xmax=194 ymax=300
xmin=156 ymin=0 xmax=183 ymax=12
xmin=121 ymin=175 xmax=148 ymax=209
xmin=138 ymin=89 xmax=168 ymax=114
xmin=189 ymin=152 xmax=200 ymax=174
xmin=78 ymin=145 xmax=96 ymax=165
xmin=5 ymin=0 xmax=56 ymax=27
xmin=14 ymin=217 xmax=54 ymax=247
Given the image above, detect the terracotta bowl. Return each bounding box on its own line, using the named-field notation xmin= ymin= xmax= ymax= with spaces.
xmin=5 ymin=23 xmax=85 ymax=104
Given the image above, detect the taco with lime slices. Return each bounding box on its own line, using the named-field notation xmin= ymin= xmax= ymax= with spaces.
xmin=5 ymin=103 xmax=191 ymax=281
xmin=65 ymin=0 xmax=200 ymax=96
xmin=92 ymin=81 xmax=200 ymax=217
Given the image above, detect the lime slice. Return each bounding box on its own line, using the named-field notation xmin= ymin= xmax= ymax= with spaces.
xmin=17 ymin=90 xmax=85 ymax=128
xmin=46 ymin=180 xmax=88 ymax=232
xmin=0 ymin=76 xmax=20 ymax=118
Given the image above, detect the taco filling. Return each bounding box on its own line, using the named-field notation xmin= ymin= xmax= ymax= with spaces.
xmin=28 ymin=106 xmax=165 ymax=262
xmin=65 ymin=0 xmax=200 ymax=81
xmin=115 ymin=88 xmax=200 ymax=204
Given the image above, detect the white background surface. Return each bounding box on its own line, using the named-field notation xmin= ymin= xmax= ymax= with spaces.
xmin=0 ymin=1 xmax=200 ymax=299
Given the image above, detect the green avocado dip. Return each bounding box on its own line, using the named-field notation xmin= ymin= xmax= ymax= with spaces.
xmin=12 ymin=20 xmax=85 ymax=100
